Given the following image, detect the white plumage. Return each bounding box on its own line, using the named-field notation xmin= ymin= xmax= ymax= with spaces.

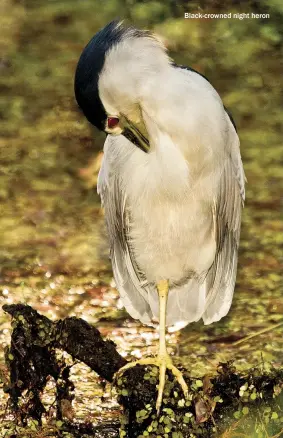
xmin=96 ymin=24 xmax=245 ymax=328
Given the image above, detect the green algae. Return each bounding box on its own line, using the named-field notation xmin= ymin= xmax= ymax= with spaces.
xmin=0 ymin=0 xmax=283 ymax=436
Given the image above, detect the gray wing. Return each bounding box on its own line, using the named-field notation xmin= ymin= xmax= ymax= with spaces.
xmin=202 ymin=112 xmax=245 ymax=324
xmin=97 ymin=137 xmax=154 ymax=324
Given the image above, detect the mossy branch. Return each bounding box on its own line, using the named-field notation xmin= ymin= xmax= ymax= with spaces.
xmin=2 ymin=304 xmax=283 ymax=438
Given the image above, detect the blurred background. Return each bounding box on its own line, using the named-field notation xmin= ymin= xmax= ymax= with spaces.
xmin=1 ymin=0 xmax=282 ymax=431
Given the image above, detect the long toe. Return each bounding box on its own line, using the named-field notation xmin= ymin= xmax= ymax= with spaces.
xmin=168 ymin=363 xmax=189 ymax=399
xmin=155 ymin=356 xmax=189 ymax=413
xmin=156 ymin=361 xmax=166 ymax=415
xmin=114 ymin=357 xmax=157 ymax=381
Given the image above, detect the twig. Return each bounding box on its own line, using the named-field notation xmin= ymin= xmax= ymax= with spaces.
xmin=270 ymin=428 xmax=283 ymax=438
xmin=233 ymin=320 xmax=283 ymax=346
xmin=220 ymin=419 xmax=247 ymax=437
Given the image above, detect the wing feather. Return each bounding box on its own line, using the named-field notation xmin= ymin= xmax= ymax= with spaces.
xmin=203 ymin=113 xmax=245 ymax=324
xmin=97 ymin=137 xmax=154 ymax=324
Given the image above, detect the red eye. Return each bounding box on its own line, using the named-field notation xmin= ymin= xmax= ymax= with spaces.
xmin=107 ymin=117 xmax=119 ymax=129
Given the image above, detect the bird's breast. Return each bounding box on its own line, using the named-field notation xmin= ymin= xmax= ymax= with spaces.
xmin=127 ymin=194 xmax=216 ymax=284
xmin=122 ymin=142 xmax=217 ymax=284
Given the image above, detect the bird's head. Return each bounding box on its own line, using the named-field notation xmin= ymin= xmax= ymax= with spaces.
xmin=74 ymin=20 xmax=170 ymax=153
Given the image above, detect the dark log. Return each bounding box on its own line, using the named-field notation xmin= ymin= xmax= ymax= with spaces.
xmin=2 ymin=303 xmax=126 ymax=436
xmin=3 ymin=304 xmax=127 ymax=382
xmin=55 ymin=316 xmax=127 ymax=382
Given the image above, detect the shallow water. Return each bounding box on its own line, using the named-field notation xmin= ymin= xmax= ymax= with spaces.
xmin=1 ymin=0 xmax=282 ymax=433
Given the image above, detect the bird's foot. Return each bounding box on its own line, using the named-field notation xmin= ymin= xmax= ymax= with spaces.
xmin=114 ymin=355 xmax=188 ymax=414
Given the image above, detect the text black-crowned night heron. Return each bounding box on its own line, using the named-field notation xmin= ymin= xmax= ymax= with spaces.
xmin=74 ymin=21 xmax=245 ymax=413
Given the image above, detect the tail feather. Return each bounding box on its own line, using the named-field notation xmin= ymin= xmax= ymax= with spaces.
xmin=167 ymin=280 xmax=206 ymax=326
xmin=114 ymin=240 xmax=235 ymax=327
xmin=125 ymin=277 xmax=207 ymax=327
xmin=112 ymin=242 xmax=153 ymax=324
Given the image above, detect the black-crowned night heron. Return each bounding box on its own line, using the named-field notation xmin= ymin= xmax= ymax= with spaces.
xmin=74 ymin=21 xmax=245 ymax=413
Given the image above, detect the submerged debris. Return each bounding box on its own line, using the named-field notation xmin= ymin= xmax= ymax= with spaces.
xmin=2 ymin=304 xmax=283 ymax=437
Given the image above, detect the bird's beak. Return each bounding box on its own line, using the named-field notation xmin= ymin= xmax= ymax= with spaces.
xmin=122 ymin=116 xmax=150 ymax=153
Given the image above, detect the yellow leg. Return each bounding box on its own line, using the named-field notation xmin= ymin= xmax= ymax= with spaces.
xmin=155 ymin=280 xmax=188 ymax=413
xmin=156 ymin=279 xmax=169 ymax=412
xmin=114 ymin=279 xmax=188 ymax=414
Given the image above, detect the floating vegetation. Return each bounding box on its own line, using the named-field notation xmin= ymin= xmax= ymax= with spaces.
xmin=0 ymin=0 xmax=282 ymax=436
